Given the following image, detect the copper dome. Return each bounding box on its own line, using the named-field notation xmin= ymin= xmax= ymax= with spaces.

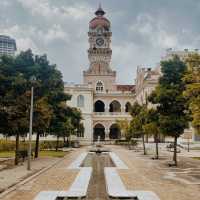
xmin=90 ymin=16 xmax=110 ymax=29
xmin=89 ymin=5 xmax=110 ymax=30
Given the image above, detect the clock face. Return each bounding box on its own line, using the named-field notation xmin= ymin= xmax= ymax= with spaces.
xmin=96 ymin=38 xmax=104 ymax=46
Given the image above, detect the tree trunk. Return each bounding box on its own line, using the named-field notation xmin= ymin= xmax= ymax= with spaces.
xmin=63 ymin=136 xmax=66 ymax=143
xmin=173 ymin=136 xmax=178 ymax=166
xmin=155 ymin=134 xmax=159 ymax=159
xmin=142 ymin=134 xmax=146 ymax=155
xmin=66 ymin=136 xmax=69 ymax=147
xmin=187 ymin=138 xmax=190 ymax=152
xmin=56 ymin=136 xmax=59 ymax=151
xmin=15 ymin=133 xmax=20 ymax=165
xmin=145 ymin=134 xmax=149 ymax=143
xmin=34 ymin=132 xmax=40 ymax=158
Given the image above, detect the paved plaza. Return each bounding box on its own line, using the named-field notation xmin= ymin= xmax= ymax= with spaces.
xmin=0 ymin=146 xmax=200 ymax=200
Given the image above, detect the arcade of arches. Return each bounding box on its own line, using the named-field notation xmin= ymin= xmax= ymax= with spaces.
xmin=93 ymin=100 xmax=131 ymax=141
xmin=93 ymin=123 xmax=121 ymax=141
xmin=94 ymin=100 xmax=131 ymax=113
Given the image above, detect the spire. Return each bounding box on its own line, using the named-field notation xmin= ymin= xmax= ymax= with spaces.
xmin=95 ymin=3 xmax=105 ymax=16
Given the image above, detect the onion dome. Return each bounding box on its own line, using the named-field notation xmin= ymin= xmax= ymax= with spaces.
xmin=89 ymin=4 xmax=110 ymax=30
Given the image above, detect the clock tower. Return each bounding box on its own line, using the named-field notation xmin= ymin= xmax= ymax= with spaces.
xmin=83 ymin=5 xmax=116 ymax=92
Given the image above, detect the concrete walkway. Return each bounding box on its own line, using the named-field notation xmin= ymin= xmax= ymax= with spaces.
xmin=0 ymin=157 xmax=60 ymax=193
xmin=0 ymin=149 xmax=83 ymax=200
xmin=1 ymin=145 xmax=200 ymax=200
xmin=111 ymin=145 xmax=200 ymax=200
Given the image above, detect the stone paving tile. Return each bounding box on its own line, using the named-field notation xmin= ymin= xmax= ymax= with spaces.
xmin=0 ymin=157 xmax=60 ymax=191
xmin=1 ymin=149 xmax=84 ymax=200
xmin=2 ymin=145 xmax=200 ymax=200
xmin=111 ymin=145 xmax=200 ymax=200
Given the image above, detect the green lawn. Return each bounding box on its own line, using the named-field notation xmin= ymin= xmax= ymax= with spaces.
xmin=39 ymin=150 xmax=67 ymax=158
xmin=0 ymin=151 xmax=15 ymax=158
xmin=0 ymin=150 xmax=67 ymax=158
xmin=192 ymin=157 xmax=200 ymax=160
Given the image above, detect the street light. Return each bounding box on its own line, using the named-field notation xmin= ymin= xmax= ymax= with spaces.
xmin=27 ymin=75 xmax=36 ymax=171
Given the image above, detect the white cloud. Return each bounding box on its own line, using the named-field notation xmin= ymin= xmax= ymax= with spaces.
xmin=17 ymin=0 xmax=90 ymax=21
xmin=0 ymin=25 xmax=39 ymax=53
xmin=17 ymin=0 xmax=52 ymax=18
xmin=37 ymin=24 xmax=70 ymax=44
xmin=61 ymin=5 xmax=90 ymax=20
xmin=0 ymin=0 xmax=12 ymax=7
xmin=130 ymin=13 xmax=178 ymax=49
xmin=16 ymin=37 xmax=39 ymax=53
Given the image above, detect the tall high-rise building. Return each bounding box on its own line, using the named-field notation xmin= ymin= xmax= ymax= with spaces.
xmin=0 ymin=35 xmax=17 ymax=57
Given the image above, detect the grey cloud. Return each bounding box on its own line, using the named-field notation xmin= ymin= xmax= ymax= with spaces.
xmin=1 ymin=0 xmax=200 ymax=84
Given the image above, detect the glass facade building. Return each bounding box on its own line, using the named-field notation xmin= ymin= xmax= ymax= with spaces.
xmin=0 ymin=35 xmax=17 ymax=56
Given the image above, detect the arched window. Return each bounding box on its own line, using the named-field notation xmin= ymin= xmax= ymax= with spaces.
xmin=109 ymin=100 xmax=121 ymax=112
xmin=94 ymin=100 xmax=105 ymax=112
xmin=96 ymin=81 xmax=104 ymax=92
xmin=93 ymin=123 xmax=105 ymax=141
xmin=109 ymin=124 xmax=121 ymax=139
xmin=77 ymin=95 xmax=84 ymax=107
xmin=97 ymin=27 xmax=103 ymax=35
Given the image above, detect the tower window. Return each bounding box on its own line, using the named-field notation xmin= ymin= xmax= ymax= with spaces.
xmin=77 ymin=95 xmax=84 ymax=107
xmin=96 ymin=81 xmax=104 ymax=92
xmin=97 ymin=27 xmax=103 ymax=35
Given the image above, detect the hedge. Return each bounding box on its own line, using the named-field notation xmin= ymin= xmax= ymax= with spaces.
xmin=0 ymin=139 xmax=65 ymax=152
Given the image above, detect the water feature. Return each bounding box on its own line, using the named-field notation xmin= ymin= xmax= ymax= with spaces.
xmin=81 ymin=152 xmax=115 ymax=200
xmin=89 ymin=136 xmax=110 ymax=154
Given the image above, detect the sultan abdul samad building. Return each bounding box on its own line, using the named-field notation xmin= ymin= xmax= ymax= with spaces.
xmin=65 ymin=6 xmax=135 ymax=143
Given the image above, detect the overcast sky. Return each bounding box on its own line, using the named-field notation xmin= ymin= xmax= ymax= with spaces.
xmin=1 ymin=0 xmax=200 ymax=84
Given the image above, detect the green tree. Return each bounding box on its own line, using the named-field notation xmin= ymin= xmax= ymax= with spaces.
xmin=33 ymin=97 xmax=52 ymax=158
xmin=129 ymin=103 xmax=147 ymax=155
xmin=143 ymin=108 xmax=160 ymax=159
xmin=116 ymin=119 xmax=130 ymax=140
xmin=0 ymin=50 xmax=72 ymax=163
xmin=149 ymin=56 xmax=188 ymax=166
xmin=183 ymin=53 xmax=200 ymax=135
xmin=0 ymin=56 xmax=29 ymax=164
xmin=15 ymin=50 xmax=70 ymax=157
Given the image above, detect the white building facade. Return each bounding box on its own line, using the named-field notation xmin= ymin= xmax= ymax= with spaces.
xmin=65 ymin=6 xmax=135 ymax=143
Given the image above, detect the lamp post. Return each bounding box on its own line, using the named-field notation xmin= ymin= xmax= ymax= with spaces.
xmin=27 ymin=76 xmax=36 ymax=171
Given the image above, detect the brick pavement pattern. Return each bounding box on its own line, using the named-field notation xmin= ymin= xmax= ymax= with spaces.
xmin=112 ymin=146 xmax=200 ymax=200
xmin=1 ymin=146 xmax=200 ymax=200
xmin=1 ymin=150 xmax=82 ymax=200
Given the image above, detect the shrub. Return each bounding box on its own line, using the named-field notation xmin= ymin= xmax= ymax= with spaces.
xmin=0 ymin=139 xmax=65 ymax=152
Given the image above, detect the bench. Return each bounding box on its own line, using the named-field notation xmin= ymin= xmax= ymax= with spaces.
xmin=105 ymin=167 xmax=137 ymax=199
xmin=109 ymin=152 xmax=128 ymax=169
xmin=34 ymin=167 xmax=92 ymax=200
xmin=67 ymin=152 xmax=88 ymax=169
xmin=59 ymin=167 xmax=92 ymax=198
xmin=104 ymin=167 xmax=160 ymax=200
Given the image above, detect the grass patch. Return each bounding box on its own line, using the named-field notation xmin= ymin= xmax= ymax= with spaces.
xmin=191 ymin=147 xmax=200 ymax=150
xmin=192 ymin=157 xmax=200 ymax=160
xmin=0 ymin=150 xmax=67 ymax=158
xmin=39 ymin=150 xmax=67 ymax=158
xmin=0 ymin=151 xmax=15 ymax=158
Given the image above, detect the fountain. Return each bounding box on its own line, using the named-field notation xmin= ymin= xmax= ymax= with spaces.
xmin=89 ymin=136 xmax=110 ymax=154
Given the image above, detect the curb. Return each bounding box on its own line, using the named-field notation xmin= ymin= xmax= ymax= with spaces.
xmin=0 ymin=156 xmax=67 ymax=199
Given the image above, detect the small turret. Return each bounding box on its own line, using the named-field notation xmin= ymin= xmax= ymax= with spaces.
xmin=95 ymin=3 xmax=105 ymax=16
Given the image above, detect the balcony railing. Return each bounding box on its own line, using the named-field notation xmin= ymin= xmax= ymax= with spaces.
xmin=93 ymin=112 xmax=131 ymax=116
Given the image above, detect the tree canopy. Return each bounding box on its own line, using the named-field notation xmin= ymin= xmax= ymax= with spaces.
xmin=183 ymin=53 xmax=200 ymax=134
xmin=0 ymin=50 xmax=82 ymax=163
xmin=149 ymin=55 xmax=189 ymax=165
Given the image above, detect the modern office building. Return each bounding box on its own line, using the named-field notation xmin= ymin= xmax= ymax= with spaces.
xmin=0 ymin=35 xmax=17 ymax=57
